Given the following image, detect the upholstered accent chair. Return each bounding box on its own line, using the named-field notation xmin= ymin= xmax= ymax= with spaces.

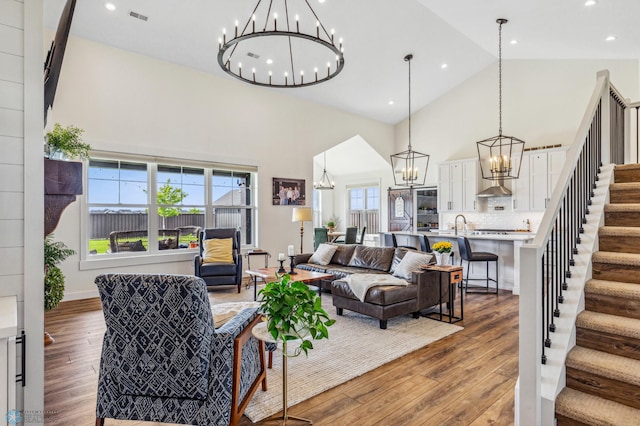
xmin=94 ymin=273 xmax=267 ymax=426
xmin=194 ymin=228 xmax=243 ymax=292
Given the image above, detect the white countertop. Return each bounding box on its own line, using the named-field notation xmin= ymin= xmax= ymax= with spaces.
xmin=427 ymin=230 xmax=536 ymax=242
xmin=0 ymin=295 xmax=18 ymax=339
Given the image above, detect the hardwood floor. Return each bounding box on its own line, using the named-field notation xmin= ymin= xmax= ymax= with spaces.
xmin=45 ymin=284 xmax=518 ymax=425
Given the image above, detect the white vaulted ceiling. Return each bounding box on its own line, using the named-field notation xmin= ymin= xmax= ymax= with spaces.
xmin=44 ymin=0 xmax=640 ymax=125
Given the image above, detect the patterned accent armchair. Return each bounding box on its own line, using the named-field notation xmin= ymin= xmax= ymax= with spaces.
xmin=194 ymin=228 xmax=243 ymax=292
xmin=94 ymin=274 xmax=267 ymax=426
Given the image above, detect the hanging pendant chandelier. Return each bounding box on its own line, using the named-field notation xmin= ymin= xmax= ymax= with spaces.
xmin=476 ymin=18 xmax=525 ymax=181
xmin=217 ymin=0 xmax=345 ymax=88
xmin=390 ymin=54 xmax=429 ymax=187
xmin=314 ymin=151 xmax=335 ymax=190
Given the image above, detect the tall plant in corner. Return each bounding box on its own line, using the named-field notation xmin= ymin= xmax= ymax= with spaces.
xmin=258 ymin=274 xmax=335 ymax=357
xmin=44 ymin=235 xmax=75 ymax=312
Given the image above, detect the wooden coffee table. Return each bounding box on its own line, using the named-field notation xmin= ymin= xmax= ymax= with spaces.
xmin=245 ymin=267 xmax=334 ymax=301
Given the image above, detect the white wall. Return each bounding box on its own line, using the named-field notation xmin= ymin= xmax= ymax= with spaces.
xmin=395 ymin=59 xmax=640 ymax=184
xmin=0 ymin=0 xmax=44 ymax=416
xmin=49 ymin=34 xmax=395 ymax=300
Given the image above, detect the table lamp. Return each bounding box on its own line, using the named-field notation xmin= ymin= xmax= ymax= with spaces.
xmin=292 ymin=207 xmax=313 ymax=254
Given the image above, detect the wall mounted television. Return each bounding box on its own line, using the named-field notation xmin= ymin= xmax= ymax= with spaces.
xmin=43 ymin=0 xmax=76 ymax=125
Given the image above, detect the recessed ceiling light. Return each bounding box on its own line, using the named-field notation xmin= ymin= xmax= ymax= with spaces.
xmin=388 ymin=101 xmax=394 ymax=105
xmin=606 ymin=35 xmax=617 ymax=41
xmin=266 ymin=58 xmax=273 ymax=65
xmin=510 ymin=39 xmax=518 ymax=45
xmin=105 ymin=2 xmax=116 ymax=11
xmin=441 ymin=63 xmax=448 ymax=69
xmin=319 ymin=0 xmax=326 ymax=3
xmin=585 ymin=0 xmax=597 ymax=6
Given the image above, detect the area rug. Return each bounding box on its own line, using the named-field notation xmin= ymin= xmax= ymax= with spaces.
xmin=243 ymin=296 xmax=462 ymax=422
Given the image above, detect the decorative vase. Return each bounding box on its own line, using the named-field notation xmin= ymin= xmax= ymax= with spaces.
xmin=435 ymin=252 xmax=450 ymax=266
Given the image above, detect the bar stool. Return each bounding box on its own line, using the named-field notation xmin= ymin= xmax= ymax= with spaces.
xmin=457 ymin=236 xmax=498 ymax=294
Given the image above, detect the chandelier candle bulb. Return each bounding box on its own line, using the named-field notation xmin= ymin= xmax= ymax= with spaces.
xmin=314 ymin=67 xmax=318 ymax=81
xmin=235 ymin=20 xmax=238 ymax=37
xmin=316 ymin=20 xmax=320 ymax=37
xmin=274 ymin=13 xmax=277 ymax=31
xmin=296 ymin=14 xmax=299 ymax=32
xmin=252 ymin=14 xmax=255 ymax=32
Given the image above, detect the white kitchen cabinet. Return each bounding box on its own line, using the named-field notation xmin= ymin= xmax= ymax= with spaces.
xmin=528 ymin=148 xmax=567 ymax=211
xmin=439 ymin=159 xmax=479 ymax=212
xmin=511 ymin=152 xmax=530 ymax=211
xmin=462 ymin=161 xmax=480 ymax=212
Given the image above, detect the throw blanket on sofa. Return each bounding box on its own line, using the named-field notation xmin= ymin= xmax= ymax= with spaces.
xmin=341 ymin=274 xmax=409 ymax=302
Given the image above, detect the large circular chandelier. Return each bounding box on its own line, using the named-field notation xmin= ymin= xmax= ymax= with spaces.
xmin=217 ymin=0 xmax=345 ymax=88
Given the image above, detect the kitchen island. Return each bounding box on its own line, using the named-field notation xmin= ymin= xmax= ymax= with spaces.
xmin=393 ymin=231 xmax=535 ymax=294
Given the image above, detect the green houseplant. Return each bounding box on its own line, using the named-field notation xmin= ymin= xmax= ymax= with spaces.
xmin=258 ymin=274 xmax=335 ymax=357
xmin=44 ymin=235 xmax=75 ymax=311
xmin=45 ymin=123 xmax=91 ymax=160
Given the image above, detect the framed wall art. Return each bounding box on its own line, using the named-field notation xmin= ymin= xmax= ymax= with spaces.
xmin=272 ymin=177 xmax=306 ymax=206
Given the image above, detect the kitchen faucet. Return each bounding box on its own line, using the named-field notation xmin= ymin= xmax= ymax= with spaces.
xmin=454 ymin=214 xmax=467 ymax=236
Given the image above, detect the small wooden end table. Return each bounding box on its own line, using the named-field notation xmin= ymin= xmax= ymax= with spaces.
xmin=421 ymin=265 xmax=464 ymax=324
xmin=245 ymin=267 xmax=334 ymax=301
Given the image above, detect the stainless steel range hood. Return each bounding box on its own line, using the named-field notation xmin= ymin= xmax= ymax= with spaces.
xmin=477 ymin=179 xmax=512 ymax=198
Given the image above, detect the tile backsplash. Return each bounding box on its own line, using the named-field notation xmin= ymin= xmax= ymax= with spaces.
xmin=441 ymin=197 xmax=542 ymax=232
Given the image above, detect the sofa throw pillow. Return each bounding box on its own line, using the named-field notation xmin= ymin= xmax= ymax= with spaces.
xmin=309 ymin=243 xmax=339 ymax=266
xmin=202 ymin=238 xmax=233 ymax=263
xmin=393 ymin=250 xmax=432 ymax=280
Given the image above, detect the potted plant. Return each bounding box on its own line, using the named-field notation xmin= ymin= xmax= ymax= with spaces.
xmin=258 ymin=274 xmax=335 ymax=357
xmin=45 ymin=123 xmax=91 ymax=160
xmin=432 ymin=241 xmax=453 ymax=265
xmin=326 ymin=221 xmax=336 ymax=232
xmin=44 ymin=235 xmax=75 ymax=344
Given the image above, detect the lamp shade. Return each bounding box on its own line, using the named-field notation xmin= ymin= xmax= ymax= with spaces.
xmin=292 ymin=207 xmax=312 ymax=222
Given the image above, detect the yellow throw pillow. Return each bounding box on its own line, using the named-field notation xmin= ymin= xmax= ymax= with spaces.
xmin=202 ymin=238 xmax=234 ymax=263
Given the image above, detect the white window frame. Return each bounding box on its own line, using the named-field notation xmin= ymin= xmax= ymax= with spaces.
xmin=79 ymin=152 xmax=258 ymax=270
xmin=347 ymin=183 xmax=380 ymax=234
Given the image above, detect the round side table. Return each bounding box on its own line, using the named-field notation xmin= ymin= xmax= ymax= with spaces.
xmin=252 ymin=321 xmax=312 ymax=425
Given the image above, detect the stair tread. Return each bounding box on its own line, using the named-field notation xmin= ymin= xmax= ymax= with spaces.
xmin=556 ymin=388 xmax=640 ymax=425
xmin=616 ymin=164 xmax=640 ymax=172
xmin=605 ymin=203 xmax=640 ymax=212
xmin=586 ymin=279 xmax=640 ymax=299
xmin=599 ymin=226 xmax=640 ymax=236
xmin=611 ymin=182 xmax=640 ymax=189
xmin=577 ymin=311 xmax=640 ymax=340
xmin=593 ymin=251 xmax=640 ymax=266
xmin=567 ymin=346 xmax=640 ymax=386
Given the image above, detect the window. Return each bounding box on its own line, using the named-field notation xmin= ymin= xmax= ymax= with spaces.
xmin=211 ymin=170 xmax=254 ymax=245
xmin=87 ymin=156 xmax=257 ymax=256
xmin=348 ymin=185 xmax=380 ymax=234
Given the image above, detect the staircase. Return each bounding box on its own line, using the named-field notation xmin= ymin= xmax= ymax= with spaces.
xmin=555 ymin=164 xmax=640 ymax=425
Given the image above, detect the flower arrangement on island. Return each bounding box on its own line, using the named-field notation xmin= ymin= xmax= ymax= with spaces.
xmin=432 ymin=241 xmax=453 ymax=254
